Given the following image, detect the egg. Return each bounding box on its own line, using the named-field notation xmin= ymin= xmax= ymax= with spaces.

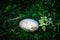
xmin=19 ymin=19 xmax=39 ymax=32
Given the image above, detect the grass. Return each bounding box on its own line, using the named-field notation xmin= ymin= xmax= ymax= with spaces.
xmin=0 ymin=0 xmax=60 ymax=40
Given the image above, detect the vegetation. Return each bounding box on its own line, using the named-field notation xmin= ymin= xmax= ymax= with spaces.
xmin=0 ymin=0 xmax=60 ymax=40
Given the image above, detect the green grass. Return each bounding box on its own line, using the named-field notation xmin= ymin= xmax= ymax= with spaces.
xmin=0 ymin=0 xmax=60 ymax=40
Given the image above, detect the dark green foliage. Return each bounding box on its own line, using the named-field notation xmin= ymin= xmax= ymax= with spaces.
xmin=0 ymin=0 xmax=60 ymax=40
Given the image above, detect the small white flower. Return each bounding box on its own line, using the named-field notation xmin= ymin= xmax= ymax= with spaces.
xmin=19 ymin=19 xmax=39 ymax=32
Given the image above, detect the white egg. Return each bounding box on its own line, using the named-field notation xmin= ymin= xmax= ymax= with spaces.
xmin=19 ymin=19 xmax=39 ymax=32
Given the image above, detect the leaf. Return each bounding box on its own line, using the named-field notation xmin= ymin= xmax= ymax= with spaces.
xmin=6 ymin=5 xmax=11 ymax=10
xmin=42 ymin=26 xmax=46 ymax=31
xmin=39 ymin=20 xmax=44 ymax=26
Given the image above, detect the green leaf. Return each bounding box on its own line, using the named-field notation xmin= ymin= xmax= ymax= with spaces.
xmin=42 ymin=26 xmax=46 ymax=31
xmin=6 ymin=5 xmax=11 ymax=10
xmin=39 ymin=19 xmax=44 ymax=26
